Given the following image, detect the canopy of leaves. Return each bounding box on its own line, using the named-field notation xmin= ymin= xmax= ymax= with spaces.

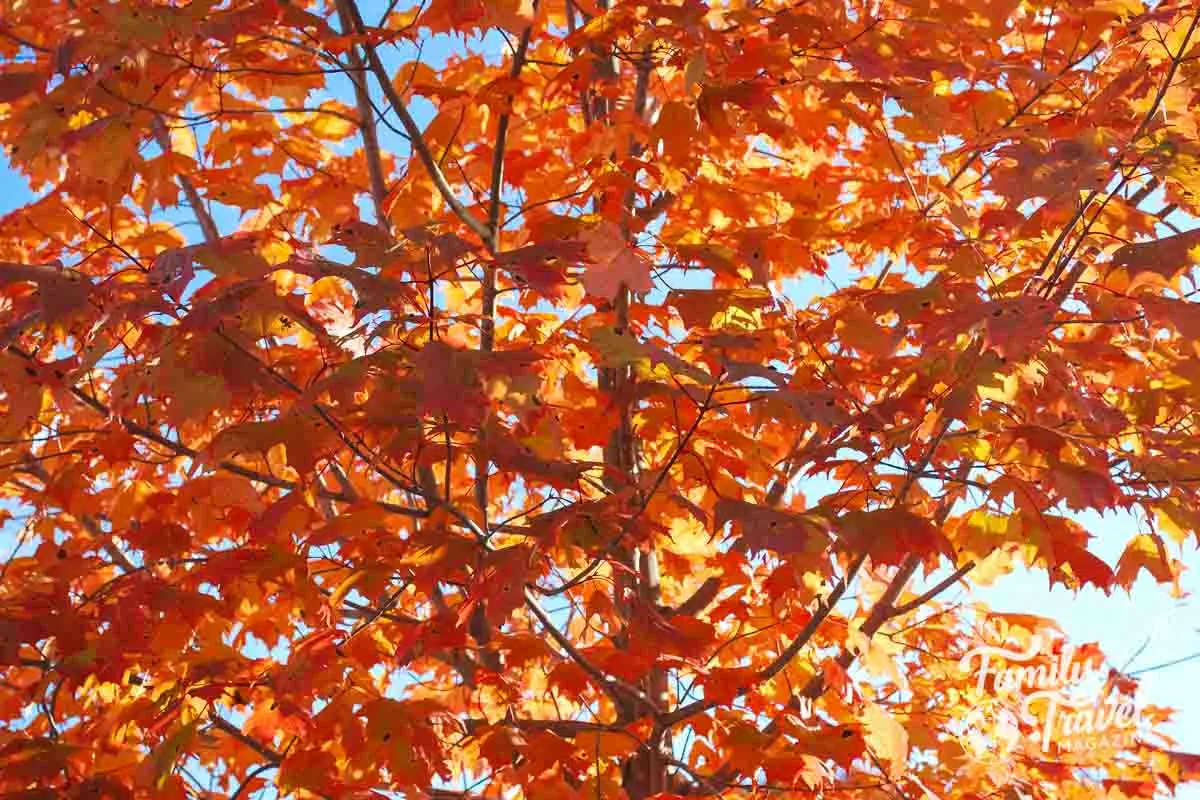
xmin=1 ymin=0 xmax=1199 ymax=798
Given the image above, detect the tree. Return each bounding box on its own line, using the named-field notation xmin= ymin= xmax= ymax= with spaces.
xmin=1 ymin=0 xmax=1199 ymax=797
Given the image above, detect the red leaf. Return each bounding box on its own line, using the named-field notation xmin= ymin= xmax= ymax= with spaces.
xmin=495 ymin=239 xmax=589 ymax=297
xmin=413 ymin=341 xmax=487 ymax=424
xmin=715 ymin=498 xmax=833 ymax=557
xmin=467 ymin=546 xmax=532 ymax=627
xmin=578 ymin=222 xmax=654 ymax=300
xmin=148 ymin=246 xmax=197 ymax=301
xmin=1028 ymin=515 xmax=1115 ymax=591
xmin=0 ymin=71 xmax=41 ymax=103
xmin=1050 ymin=463 xmax=1122 ymax=512
xmin=836 ymin=508 xmax=954 ymax=566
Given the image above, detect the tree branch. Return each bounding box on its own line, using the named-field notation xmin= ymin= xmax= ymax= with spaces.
xmin=462 ymin=717 xmax=623 ymax=737
xmin=334 ymin=1 xmax=392 ymax=233
xmin=5 ymin=346 xmax=427 ymax=519
xmin=335 ymin=0 xmax=492 ymax=244
xmin=473 ymin=9 xmax=537 ymax=545
xmin=151 ymin=116 xmax=219 ymax=245
xmin=889 ymin=559 xmax=976 ymax=617
xmin=523 ymin=587 xmax=661 ymax=717
xmin=537 ymin=371 xmax=723 ymax=597
xmin=209 ymin=714 xmax=282 ymax=764
xmin=667 ymin=575 xmax=722 ymax=619
xmin=661 ymin=551 xmax=868 ymax=727
xmin=1038 ymin=13 xmax=1199 ymax=291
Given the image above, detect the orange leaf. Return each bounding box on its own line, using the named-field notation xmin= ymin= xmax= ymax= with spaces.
xmin=715 ymin=498 xmax=833 ymax=557
xmin=1114 ymin=533 xmax=1177 ymax=588
xmin=1112 ymin=229 xmax=1200 ymax=288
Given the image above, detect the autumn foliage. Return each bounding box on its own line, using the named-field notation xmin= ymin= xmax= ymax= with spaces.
xmin=3 ymin=0 xmax=1200 ymax=797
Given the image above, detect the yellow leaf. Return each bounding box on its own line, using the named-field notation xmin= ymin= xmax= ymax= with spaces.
xmin=1156 ymin=506 xmax=1191 ymax=545
xmin=969 ymin=548 xmax=1015 ymax=587
xmin=664 ymin=515 xmax=712 ymax=556
xmin=330 ymin=569 xmax=368 ymax=609
xmin=977 ymin=371 xmax=1018 ymax=403
xmin=858 ymin=636 xmax=906 ymax=687
xmin=306 ymin=275 xmax=357 ymax=331
xmin=1115 ymin=533 xmax=1176 ymax=587
xmin=575 ymin=730 xmax=639 ymax=760
xmin=169 ymin=124 xmax=196 ymax=158
xmin=309 ymin=101 xmax=357 ymax=140
xmin=1096 ymin=0 xmax=1143 ymax=16
xmin=110 ymin=480 xmax=156 ymax=530
xmin=147 ymin=719 xmax=200 ymax=788
xmin=863 ymin=703 xmax=909 ymax=780
xmin=400 ymin=543 xmax=448 ymax=567
xmin=966 ymin=437 xmax=992 ymax=460
xmin=484 ymin=0 xmax=535 ymax=34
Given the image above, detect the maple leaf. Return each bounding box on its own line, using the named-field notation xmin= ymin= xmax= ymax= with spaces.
xmin=577 ymin=222 xmax=654 ymax=300
xmin=653 ymin=100 xmax=700 ymax=163
xmin=667 ymin=288 xmax=774 ymax=329
xmin=545 ymin=53 xmax=597 ymax=100
xmin=495 ymin=239 xmax=588 ymax=297
xmin=1111 ymin=228 xmax=1200 ymax=288
xmin=1050 ymin=463 xmax=1123 ymax=512
xmin=0 ymin=1 xmax=1198 ymax=798
xmin=863 ymin=703 xmax=910 ymax=780
xmin=142 ymin=719 xmax=200 ymax=789
xmin=589 ymin=325 xmax=714 ymax=385
xmin=836 ymin=508 xmax=955 ymax=566
xmin=463 ymin=545 xmax=533 ymax=628
xmin=698 ymin=80 xmax=778 ymax=136
xmin=1165 ymin=750 xmax=1200 ymax=783
xmin=1024 ymin=515 xmax=1115 ymax=592
xmin=328 ymin=219 xmax=400 ymax=266
xmin=1114 ymin=533 xmax=1177 ymax=588
xmin=305 ymin=275 xmax=357 ymax=331
xmin=147 ymin=245 xmax=196 ymax=301
xmin=412 ymin=341 xmax=488 ymax=424
xmin=0 ymin=261 xmax=91 ymax=322
xmin=926 ymin=295 xmax=1057 ymax=361
xmin=715 ymin=498 xmax=833 ymax=557
xmin=777 ymin=388 xmax=856 ymax=428
xmin=0 ymin=71 xmax=42 ymax=103
xmin=484 ymin=425 xmax=593 ymax=489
